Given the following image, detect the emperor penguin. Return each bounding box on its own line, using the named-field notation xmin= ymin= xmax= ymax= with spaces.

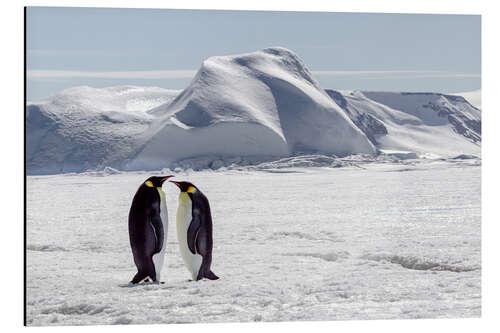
xmin=128 ymin=176 xmax=172 ymax=284
xmin=170 ymin=181 xmax=219 ymax=281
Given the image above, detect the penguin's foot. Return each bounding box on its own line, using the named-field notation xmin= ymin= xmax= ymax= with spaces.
xmin=204 ymin=271 xmax=219 ymax=280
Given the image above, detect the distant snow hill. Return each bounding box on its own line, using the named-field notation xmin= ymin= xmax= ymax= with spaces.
xmin=26 ymin=47 xmax=481 ymax=175
xmin=453 ymin=90 xmax=481 ymax=109
xmin=325 ymin=90 xmax=481 ymax=158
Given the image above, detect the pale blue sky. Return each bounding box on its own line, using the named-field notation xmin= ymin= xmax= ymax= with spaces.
xmin=26 ymin=7 xmax=481 ymax=101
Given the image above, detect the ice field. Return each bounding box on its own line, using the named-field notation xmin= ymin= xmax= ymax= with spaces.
xmin=26 ymin=159 xmax=481 ymax=325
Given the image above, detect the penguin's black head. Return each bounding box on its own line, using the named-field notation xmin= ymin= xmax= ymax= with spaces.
xmin=143 ymin=176 xmax=173 ymax=189
xmin=169 ymin=180 xmax=197 ymax=194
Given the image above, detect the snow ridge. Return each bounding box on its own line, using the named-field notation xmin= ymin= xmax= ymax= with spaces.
xmin=324 ymin=90 xmax=481 ymax=157
xmin=127 ymin=47 xmax=376 ymax=170
xmin=361 ymin=253 xmax=479 ymax=273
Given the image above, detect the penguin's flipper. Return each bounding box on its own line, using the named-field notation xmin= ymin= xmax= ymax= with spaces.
xmin=195 ymin=226 xmax=209 ymax=256
xmin=149 ymin=207 xmax=164 ymax=254
xmin=187 ymin=211 xmax=201 ymax=254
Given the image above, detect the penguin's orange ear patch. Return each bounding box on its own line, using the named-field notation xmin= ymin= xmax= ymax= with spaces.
xmin=187 ymin=186 xmax=197 ymax=193
xmin=145 ymin=180 xmax=154 ymax=187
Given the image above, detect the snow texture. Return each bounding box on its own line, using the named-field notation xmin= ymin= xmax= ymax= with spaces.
xmin=128 ymin=47 xmax=376 ymax=171
xmin=27 ymin=48 xmax=379 ymax=174
xmin=26 ymin=159 xmax=480 ymax=325
xmin=26 ymin=48 xmax=481 ymax=175
xmin=326 ymin=90 xmax=481 ymax=157
xmin=453 ymin=90 xmax=481 ymax=109
xmin=26 ymin=86 xmax=180 ymax=174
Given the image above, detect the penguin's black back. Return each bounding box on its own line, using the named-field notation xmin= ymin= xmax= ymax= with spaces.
xmin=192 ymin=190 xmax=212 ymax=229
xmin=189 ymin=188 xmax=218 ymax=280
xmin=128 ymin=185 xmax=161 ymax=257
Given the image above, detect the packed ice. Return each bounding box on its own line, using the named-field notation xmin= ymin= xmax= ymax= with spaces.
xmin=26 ymin=160 xmax=481 ymax=325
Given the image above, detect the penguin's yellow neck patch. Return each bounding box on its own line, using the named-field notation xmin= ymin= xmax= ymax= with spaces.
xmin=145 ymin=180 xmax=164 ymax=189
xmin=186 ymin=186 xmax=197 ymax=193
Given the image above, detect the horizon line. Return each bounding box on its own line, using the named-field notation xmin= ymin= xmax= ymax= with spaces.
xmin=27 ymin=69 xmax=481 ymax=80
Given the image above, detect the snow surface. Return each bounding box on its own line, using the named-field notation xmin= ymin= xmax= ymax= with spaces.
xmin=26 ymin=160 xmax=481 ymax=326
xmin=126 ymin=47 xmax=377 ymax=170
xmin=332 ymin=91 xmax=481 ymax=157
xmin=26 ymin=86 xmax=181 ymax=174
xmin=453 ymin=90 xmax=481 ymax=109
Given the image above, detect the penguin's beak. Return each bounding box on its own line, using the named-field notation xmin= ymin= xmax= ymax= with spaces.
xmin=160 ymin=175 xmax=174 ymax=184
xmin=169 ymin=180 xmax=182 ymax=192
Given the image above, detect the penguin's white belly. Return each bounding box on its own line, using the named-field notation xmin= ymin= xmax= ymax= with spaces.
xmin=152 ymin=188 xmax=168 ymax=281
xmin=176 ymin=192 xmax=202 ymax=280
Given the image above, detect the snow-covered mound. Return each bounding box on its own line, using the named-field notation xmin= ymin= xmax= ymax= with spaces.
xmin=453 ymin=90 xmax=481 ymax=109
xmin=27 ymin=49 xmax=378 ymax=174
xmin=325 ymin=90 xmax=481 ymax=157
xmin=26 ymin=86 xmax=180 ymax=174
xmin=126 ymin=47 xmax=376 ymax=170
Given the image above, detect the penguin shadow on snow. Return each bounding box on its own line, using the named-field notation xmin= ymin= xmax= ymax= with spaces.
xmin=118 ymin=278 xmax=219 ymax=289
xmin=118 ymin=278 xmax=165 ymax=288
